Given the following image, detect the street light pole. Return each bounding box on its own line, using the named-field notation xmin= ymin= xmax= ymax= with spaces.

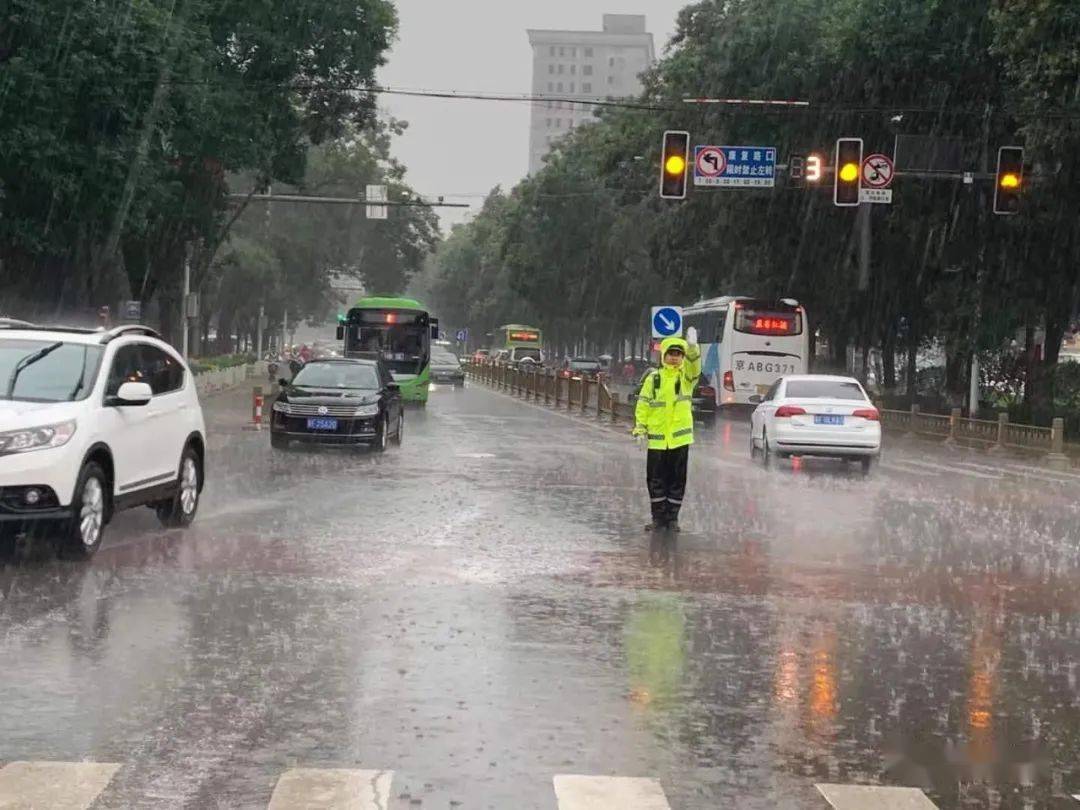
xmin=182 ymin=247 xmax=191 ymax=361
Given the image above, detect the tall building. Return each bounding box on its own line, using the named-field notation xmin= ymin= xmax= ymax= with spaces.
xmin=527 ymin=14 xmax=655 ymax=174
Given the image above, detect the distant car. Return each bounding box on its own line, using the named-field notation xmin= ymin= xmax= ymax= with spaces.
xmin=692 ymin=380 xmax=717 ymax=424
xmin=473 ymin=349 xmax=491 ymax=364
xmin=0 ymin=324 xmax=206 ymax=558
xmin=271 ymin=358 xmax=403 ymax=451
xmin=750 ymin=374 xmax=881 ymax=472
xmin=430 ymin=348 xmax=465 ymax=386
xmin=561 ymin=357 xmax=602 ymax=381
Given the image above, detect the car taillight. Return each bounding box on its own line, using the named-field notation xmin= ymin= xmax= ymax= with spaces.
xmin=852 ymin=408 xmax=880 ymax=421
xmin=698 ymin=385 xmax=716 ymax=398
xmin=775 ymin=405 xmax=807 ymax=418
xmin=722 ymin=371 xmax=735 ymax=392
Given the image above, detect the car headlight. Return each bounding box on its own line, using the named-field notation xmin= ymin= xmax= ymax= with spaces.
xmin=354 ymin=404 xmax=379 ymax=417
xmin=0 ymin=420 xmax=77 ymax=455
xmin=272 ymin=401 xmax=291 ymax=414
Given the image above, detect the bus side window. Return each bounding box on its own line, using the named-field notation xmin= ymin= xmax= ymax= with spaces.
xmin=714 ymin=312 xmax=727 ymax=343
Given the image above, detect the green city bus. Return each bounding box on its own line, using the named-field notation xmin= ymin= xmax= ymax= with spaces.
xmin=495 ymin=324 xmax=544 ymax=366
xmin=337 ymin=296 xmax=439 ymax=404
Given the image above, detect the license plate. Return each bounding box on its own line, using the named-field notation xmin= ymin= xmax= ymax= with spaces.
xmin=307 ymin=417 xmax=338 ymax=431
xmin=814 ymin=415 xmax=845 ymax=426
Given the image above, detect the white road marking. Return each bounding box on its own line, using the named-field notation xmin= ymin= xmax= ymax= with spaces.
xmin=885 ymin=457 xmax=1001 ymax=480
xmin=554 ymin=774 xmax=671 ymax=810
xmin=817 ymin=783 xmax=939 ymax=809
xmin=0 ymin=761 xmax=120 ymax=810
xmin=268 ymin=768 xmax=393 ymax=810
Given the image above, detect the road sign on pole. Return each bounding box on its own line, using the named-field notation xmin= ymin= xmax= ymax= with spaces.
xmin=651 ymin=306 xmax=683 ymax=339
xmin=365 ymin=184 xmax=388 ymax=219
xmin=859 ymin=153 xmax=894 ymax=204
xmin=694 ymin=146 xmax=776 ymax=188
xmin=455 ymin=328 xmax=468 ymax=342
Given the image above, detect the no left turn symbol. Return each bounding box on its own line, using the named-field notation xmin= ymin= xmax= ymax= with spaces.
xmin=696 ymin=146 xmax=726 ymax=177
xmin=862 ymin=153 xmax=894 ymax=189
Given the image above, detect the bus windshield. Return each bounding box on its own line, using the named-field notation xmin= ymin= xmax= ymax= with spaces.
xmin=344 ymin=308 xmax=428 ymax=376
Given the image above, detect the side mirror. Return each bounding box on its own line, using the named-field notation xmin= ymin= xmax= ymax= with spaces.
xmin=748 ymin=395 xmax=763 ymax=404
xmin=278 ymin=378 xmax=289 ymax=388
xmin=336 ymin=325 xmax=345 ymax=340
xmin=110 ymin=381 xmax=152 ymax=407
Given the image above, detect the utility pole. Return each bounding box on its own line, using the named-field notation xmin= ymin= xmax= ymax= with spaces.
xmin=282 ymin=309 xmax=288 ymax=352
xmin=182 ymin=246 xmax=191 ymax=361
xmin=257 ymin=304 xmax=265 ymax=358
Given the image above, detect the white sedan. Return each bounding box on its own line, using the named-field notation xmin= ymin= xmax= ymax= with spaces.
xmin=750 ymin=375 xmax=881 ymax=471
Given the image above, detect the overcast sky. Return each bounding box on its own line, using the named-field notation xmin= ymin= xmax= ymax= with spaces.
xmin=376 ymin=1 xmax=687 ymax=230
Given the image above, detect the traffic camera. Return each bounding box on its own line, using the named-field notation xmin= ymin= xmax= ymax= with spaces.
xmin=659 ymin=130 xmax=690 ymax=200
xmin=994 ymin=146 xmax=1024 ymax=215
xmin=834 ymin=138 xmax=863 ymax=206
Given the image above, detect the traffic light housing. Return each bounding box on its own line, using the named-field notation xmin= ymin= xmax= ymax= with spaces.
xmin=834 ymin=138 xmax=863 ymax=206
xmin=994 ymin=146 xmax=1024 ymax=215
xmin=659 ymin=130 xmax=690 ymax=199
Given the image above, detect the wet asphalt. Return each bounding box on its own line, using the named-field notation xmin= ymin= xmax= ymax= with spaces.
xmin=2 ymin=381 xmax=1080 ymax=809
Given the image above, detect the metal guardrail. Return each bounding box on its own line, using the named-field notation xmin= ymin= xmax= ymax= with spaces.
xmin=880 ymin=404 xmax=1069 ymax=469
xmin=465 ymin=361 xmax=631 ymax=424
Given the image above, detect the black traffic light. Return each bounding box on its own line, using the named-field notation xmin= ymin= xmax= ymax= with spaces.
xmin=834 ymin=137 xmax=863 ymax=207
xmin=659 ymin=130 xmax=690 ymax=200
xmin=994 ymin=146 xmax=1024 ymax=215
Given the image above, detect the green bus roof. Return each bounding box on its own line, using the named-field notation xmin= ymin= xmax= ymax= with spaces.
xmin=354 ymin=296 xmax=428 ymax=311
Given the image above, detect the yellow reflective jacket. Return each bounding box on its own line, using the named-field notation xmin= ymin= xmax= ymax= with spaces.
xmin=634 ymin=337 xmax=701 ymax=450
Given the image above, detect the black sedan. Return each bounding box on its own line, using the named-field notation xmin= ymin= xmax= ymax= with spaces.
xmin=430 ymin=348 xmax=465 ymax=386
xmin=270 ymin=358 xmax=403 ymax=451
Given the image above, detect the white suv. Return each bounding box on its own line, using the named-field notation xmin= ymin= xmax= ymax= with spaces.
xmin=0 ymin=324 xmax=207 ymax=558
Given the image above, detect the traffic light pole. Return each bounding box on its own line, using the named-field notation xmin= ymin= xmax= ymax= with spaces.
xmin=857 ymin=203 xmax=871 ymax=291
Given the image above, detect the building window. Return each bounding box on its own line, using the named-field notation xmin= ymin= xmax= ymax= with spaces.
xmin=546 ymin=118 xmax=551 ymax=128
xmin=571 ymin=64 xmax=577 ymax=75
xmin=607 ymin=76 xmax=614 ymax=85
xmin=585 ymin=47 xmax=593 ymax=57
xmin=549 ymin=46 xmax=555 ymax=56
xmin=570 ymin=47 xmax=577 ymax=57
xmin=557 ymin=82 xmax=563 ymax=92
xmin=558 ymin=64 xmax=565 ymax=74
xmin=559 ymin=46 xmax=565 ymax=56
xmin=609 ymin=57 xmax=615 ymax=67
xmin=556 ymin=118 xmax=562 ymax=128
xmin=583 ymin=82 xmax=592 ymax=93
xmin=583 ymin=65 xmax=593 ymax=76
xmin=569 ymin=82 xmax=575 ymax=93
xmin=548 ymin=64 xmax=554 ymax=75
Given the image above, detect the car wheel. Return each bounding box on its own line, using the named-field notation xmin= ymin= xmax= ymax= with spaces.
xmin=271 ymin=433 xmax=289 ymax=450
xmin=750 ymin=430 xmax=760 ymax=459
xmin=374 ymin=413 xmax=389 ymax=453
xmin=860 ymin=456 xmax=875 ymax=476
xmin=157 ymin=446 xmax=201 ymax=528
xmin=761 ymin=429 xmax=773 ymax=468
xmin=62 ymin=462 xmax=108 ymax=559
xmin=392 ymin=411 xmax=404 ymax=446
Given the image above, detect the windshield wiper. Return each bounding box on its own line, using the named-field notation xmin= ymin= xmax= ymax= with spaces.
xmin=6 ymin=342 xmax=63 ymax=398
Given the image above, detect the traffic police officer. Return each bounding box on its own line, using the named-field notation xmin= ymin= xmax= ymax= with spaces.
xmin=632 ymin=330 xmax=701 ymax=531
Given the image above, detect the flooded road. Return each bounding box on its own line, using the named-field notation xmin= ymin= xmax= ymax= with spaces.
xmin=2 ymin=383 xmax=1080 ymax=809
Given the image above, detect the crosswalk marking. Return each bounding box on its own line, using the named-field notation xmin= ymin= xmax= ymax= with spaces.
xmin=0 ymin=761 xmax=120 ymax=810
xmin=267 ymin=768 xmax=393 ymax=810
xmin=817 ymin=783 xmax=939 ymax=809
xmin=553 ymin=775 xmax=671 ymax=810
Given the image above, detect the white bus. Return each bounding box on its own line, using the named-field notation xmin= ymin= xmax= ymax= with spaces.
xmin=682 ymin=296 xmax=809 ymax=408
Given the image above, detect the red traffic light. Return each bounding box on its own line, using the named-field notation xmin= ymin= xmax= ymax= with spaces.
xmin=659 ymin=130 xmax=690 ymax=200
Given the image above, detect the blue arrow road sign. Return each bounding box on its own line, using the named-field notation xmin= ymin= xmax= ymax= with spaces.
xmin=651 ymin=306 xmax=683 ymax=338
xmin=455 ymin=328 xmax=468 ymax=342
